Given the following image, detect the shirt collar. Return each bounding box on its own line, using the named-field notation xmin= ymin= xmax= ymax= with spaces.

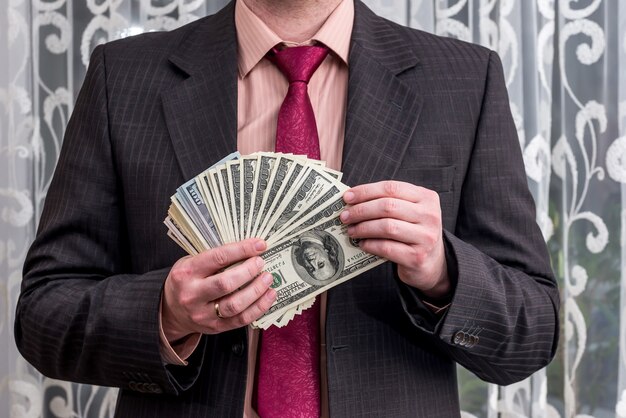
xmin=235 ymin=0 xmax=354 ymax=78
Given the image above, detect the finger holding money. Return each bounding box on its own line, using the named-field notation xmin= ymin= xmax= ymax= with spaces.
xmin=161 ymin=238 xmax=276 ymax=341
xmin=341 ymin=181 xmax=451 ymax=300
xmin=209 ymin=269 xmax=275 ymax=320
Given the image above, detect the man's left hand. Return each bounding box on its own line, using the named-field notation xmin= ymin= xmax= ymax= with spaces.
xmin=340 ymin=181 xmax=451 ymax=300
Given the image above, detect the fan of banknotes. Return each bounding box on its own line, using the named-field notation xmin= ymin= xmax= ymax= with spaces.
xmin=165 ymin=152 xmax=385 ymax=329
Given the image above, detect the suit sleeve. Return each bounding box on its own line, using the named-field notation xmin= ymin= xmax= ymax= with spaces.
xmin=14 ymin=44 xmax=205 ymax=395
xmin=397 ymin=51 xmax=560 ymax=385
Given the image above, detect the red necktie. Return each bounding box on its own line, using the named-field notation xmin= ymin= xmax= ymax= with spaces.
xmin=255 ymin=45 xmax=329 ymax=418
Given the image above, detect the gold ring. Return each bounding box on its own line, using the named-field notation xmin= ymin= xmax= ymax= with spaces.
xmin=214 ymin=301 xmax=225 ymax=319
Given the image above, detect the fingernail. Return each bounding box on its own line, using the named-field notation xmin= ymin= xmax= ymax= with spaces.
xmin=347 ymin=226 xmax=355 ymax=236
xmin=262 ymin=273 xmax=272 ymax=285
xmin=255 ymin=240 xmax=266 ymax=251
xmin=343 ymin=191 xmax=354 ymax=203
xmin=266 ymin=289 xmax=277 ymax=300
xmin=256 ymin=257 xmax=265 ymax=269
xmin=340 ymin=211 xmax=350 ymax=222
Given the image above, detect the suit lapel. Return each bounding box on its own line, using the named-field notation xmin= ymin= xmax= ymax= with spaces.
xmin=162 ymin=2 xmax=238 ymax=181
xmin=342 ymin=1 xmax=423 ymax=187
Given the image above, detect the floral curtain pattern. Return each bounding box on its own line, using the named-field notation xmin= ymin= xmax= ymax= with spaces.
xmin=1 ymin=0 xmax=624 ymax=416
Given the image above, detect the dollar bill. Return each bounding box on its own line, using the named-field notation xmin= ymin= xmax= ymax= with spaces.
xmin=204 ymin=169 xmax=230 ymax=243
xmin=168 ymin=197 xmax=209 ymax=252
xmin=257 ymin=158 xmax=307 ymax=240
xmin=177 ymin=179 xmax=221 ymax=248
xmin=165 ymin=217 xmax=198 ymax=255
xmin=218 ymin=166 xmax=236 ymax=243
xmin=261 ymin=166 xmax=337 ymax=242
xmin=240 ymin=156 xmax=258 ymax=239
xmin=321 ymin=166 xmax=342 ymax=181
xmin=268 ymin=183 xmax=349 ymax=246
xmin=173 ymin=151 xmax=240 ymax=247
xmin=197 ymin=172 xmax=228 ymax=244
xmin=247 ymin=153 xmax=277 ymax=238
xmin=272 ymin=297 xmax=316 ymax=328
xmin=252 ymin=216 xmax=385 ymax=328
xmin=252 ymin=155 xmax=299 ymax=239
xmin=227 ymin=160 xmax=242 ymax=242
xmin=211 ymin=167 xmax=238 ymax=243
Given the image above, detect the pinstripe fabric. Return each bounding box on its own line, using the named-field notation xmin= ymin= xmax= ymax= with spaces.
xmin=15 ymin=1 xmax=559 ymax=417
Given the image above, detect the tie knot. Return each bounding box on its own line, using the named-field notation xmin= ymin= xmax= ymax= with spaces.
xmin=268 ymin=45 xmax=329 ymax=84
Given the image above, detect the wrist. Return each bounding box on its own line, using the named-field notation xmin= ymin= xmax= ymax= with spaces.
xmin=160 ymin=294 xmax=192 ymax=343
xmin=419 ymin=260 xmax=451 ymax=302
xmin=421 ymin=275 xmax=451 ymax=301
xmin=419 ymin=270 xmax=452 ymax=316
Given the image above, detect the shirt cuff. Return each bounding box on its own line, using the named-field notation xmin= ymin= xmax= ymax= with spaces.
xmin=159 ymin=297 xmax=201 ymax=366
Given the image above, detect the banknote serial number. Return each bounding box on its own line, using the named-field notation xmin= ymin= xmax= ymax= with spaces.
xmin=265 ymin=260 xmax=285 ymax=273
xmin=347 ymin=253 xmax=366 ymax=263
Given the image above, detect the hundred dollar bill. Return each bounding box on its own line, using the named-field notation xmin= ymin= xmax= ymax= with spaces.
xmin=247 ymin=153 xmax=277 ymax=238
xmin=252 ymin=216 xmax=386 ymax=328
xmin=268 ymin=182 xmax=349 ymax=246
xmin=209 ymin=167 xmax=236 ymax=243
xmin=261 ymin=166 xmax=337 ymax=242
xmin=209 ymin=168 xmax=229 ymax=242
xmin=201 ymin=169 xmax=227 ymax=243
xmin=167 ymin=229 xmax=194 ymax=255
xmin=173 ymin=151 xmax=240 ymax=247
xmin=240 ymin=156 xmax=258 ymax=239
xmin=321 ymin=166 xmax=342 ymax=181
xmin=272 ymin=296 xmax=316 ymax=328
xmin=217 ymin=166 xmax=236 ymax=243
xmin=177 ymin=179 xmax=221 ymax=248
xmin=272 ymin=307 xmax=296 ymax=328
xmin=165 ymin=216 xmax=198 ymax=255
xmin=197 ymin=171 xmax=228 ymax=244
xmin=226 ymin=160 xmax=242 ymax=242
xmin=168 ymin=197 xmax=209 ymax=252
xmin=251 ymin=156 xmax=299 ymax=239
xmin=257 ymin=158 xmax=307 ymax=240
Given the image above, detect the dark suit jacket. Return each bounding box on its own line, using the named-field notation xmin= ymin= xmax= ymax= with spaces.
xmin=15 ymin=1 xmax=559 ymax=417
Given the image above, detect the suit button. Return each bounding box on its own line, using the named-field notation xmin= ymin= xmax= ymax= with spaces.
xmin=232 ymin=341 xmax=244 ymax=356
xmin=469 ymin=335 xmax=479 ymax=347
xmin=453 ymin=331 xmax=465 ymax=345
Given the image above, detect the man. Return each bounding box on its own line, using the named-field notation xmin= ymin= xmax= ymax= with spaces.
xmin=15 ymin=0 xmax=560 ymax=417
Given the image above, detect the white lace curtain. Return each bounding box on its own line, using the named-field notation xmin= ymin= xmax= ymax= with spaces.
xmin=1 ymin=0 xmax=625 ymax=416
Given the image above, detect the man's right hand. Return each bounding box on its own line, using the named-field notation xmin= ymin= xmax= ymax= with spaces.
xmin=161 ymin=239 xmax=276 ymax=342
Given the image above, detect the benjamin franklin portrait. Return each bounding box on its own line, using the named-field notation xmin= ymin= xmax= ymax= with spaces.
xmin=291 ymin=231 xmax=344 ymax=286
